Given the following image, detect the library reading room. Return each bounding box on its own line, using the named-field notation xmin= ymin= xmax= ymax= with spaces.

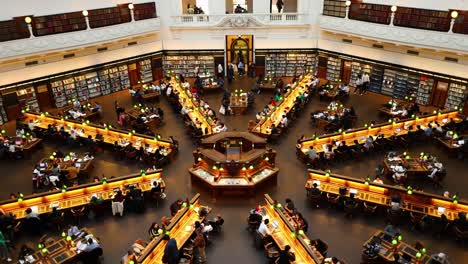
xmin=0 ymin=0 xmax=468 ymax=263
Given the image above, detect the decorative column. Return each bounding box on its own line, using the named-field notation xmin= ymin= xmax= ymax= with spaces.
xmin=82 ymin=10 xmax=90 ymax=30
xmin=390 ymin=5 xmax=397 ymax=26
xmin=449 ymin=10 xmax=458 ymax=33
xmin=24 ymin=17 xmax=34 ymax=38
xmin=345 ymin=1 xmax=351 ymax=19
xmin=129 ymin=3 xmax=135 ymax=22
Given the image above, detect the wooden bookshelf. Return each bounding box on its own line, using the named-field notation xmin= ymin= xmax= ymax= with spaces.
xmin=163 ymin=55 xmax=215 ymax=78
xmin=394 ymin=7 xmax=450 ymax=32
xmin=134 ymin=2 xmax=157 ymax=21
xmin=349 ymin=3 xmax=391 ymax=25
xmin=0 ymin=19 xmax=30 ymax=42
xmin=323 ymin=0 xmax=347 ymax=18
xmin=88 ymin=6 xmax=130 ymax=28
xmin=33 ymin=11 xmax=86 ymax=37
xmin=453 ymin=10 xmax=468 ymax=34
xmin=265 ymin=52 xmax=316 ymax=78
xmin=16 ymin=86 xmax=39 ymax=112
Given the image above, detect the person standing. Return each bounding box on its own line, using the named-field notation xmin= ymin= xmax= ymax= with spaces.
xmin=217 ymin=64 xmax=224 ymax=78
xmin=0 ymin=231 xmax=11 ymax=262
xmin=193 ymin=229 xmax=206 ymax=263
xmin=362 ymin=72 xmax=370 ymax=95
xmin=227 ymin=64 xmax=234 ymax=84
xmin=276 ymin=0 xmax=284 ymax=13
xmin=163 ymin=238 xmax=179 ymax=264
xmin=238 ymin=61 xmax=245 ymax=76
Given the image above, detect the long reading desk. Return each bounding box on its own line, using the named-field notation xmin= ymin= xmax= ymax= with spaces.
xmin=0 ymin=170 xmax=164 ymax=220
xmin=305 ymin=170 xmax=468 ymax=221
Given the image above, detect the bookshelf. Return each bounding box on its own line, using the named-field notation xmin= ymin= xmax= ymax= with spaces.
xmin=33 ymin=12 xmax=86 ymax=37
xmin=349 ymin=3 xmax=391 ymax=24
xmin=0 ymin=97 xmax=7 ymax=124
xmin=139 ymin=59 xmax=153 ymax=83
xmin=326 ymin=57 xmax=341 ymax=81
xmin=88 ymin=7 xmax=130 ymax=28
xmin=50 ymin=80 xmax=66 ymax=107
xmin=74 ymin=75 xmax=89 ymax=101
xmin=323 ymin=0 xmax=347 ymax=18
xmin=0 ymin=19 xmax=30 ymax=42
xmin=63 ymin=77 xmax=78 ymax=103
xmin=16 ymin=86 xmax=39 ymax=112
xmin=445 ymin=82 xmax=467 ymax=110
xmin=416 ymin=77 xmax=434 ymax=105
xmin=394 ymin=7 xmax=450 ymax=32
xmin=134 ymin=2 xmax=157 ymax=21
xmin=265 ymin=53 xmax=316 ymax=77
xmin=406 ymin=74 xmax=420 ymax=99
xmin=98 ymin=69 xmax=111 ymax=95
xmin=393 ymin=72 xmax=408 ymax=99
xmin=453 ymin=11 xmax=468 ymax=34
xmin=163 ymin=55 xmax=215 ymax=78
xmin=349 ymin=62 xmax=372 ymax=87
xmin=118 ymin=65 xmax=130 ymax=89
xmin=86 ymin=72 xmax=102 ymax=98
xmin=381 ymin=69 xmax=396 ymax=96
xmin=368 ymin=66 xmax=383 ymax=93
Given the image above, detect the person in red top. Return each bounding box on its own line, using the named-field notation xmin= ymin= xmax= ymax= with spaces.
xmin=270 ymin=97 xmax=276 ymax=106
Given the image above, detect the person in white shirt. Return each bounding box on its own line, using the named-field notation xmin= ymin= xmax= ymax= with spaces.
xmin=373 ymin=176 xmax=383 ymax=184
xmin=181 ymin=106 xmax=189 ymax=115
xmin=312 ymin=77 xmax=320 ymax=88
xmin=363 ymin=137 xmax=373 ymax=150
xmin=67 ymin=225 xmax=80 ymax=237
xmin=28 ymin=120 xmax=36 ymax=131
xmin=73 ymin=100 xmax=81 ymax=109
xmin=182 ymin=80 xmax=190 ymax=89
xmin=49 ymin=175 xmax=60 ymax=187
xmin=392 ymin=162 xmax=407 ymax=182
xmin=280 ymin=115 xmax=288 ymax=127
xmin=339 ymin=83 xmax=349 ymax=96
xmin=166 ymin=86 xmax=172 ymax=97
xmin=258 ymin=219 xmax=271 ymax=237
xmin=428 ymin=162 xmax=443 ymax=179
xmin=217 ymin=64 xmax=223 ymax=78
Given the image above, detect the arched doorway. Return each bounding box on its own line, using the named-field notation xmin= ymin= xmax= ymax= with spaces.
xmin=226 ymin=35 xmax=253 ymax=74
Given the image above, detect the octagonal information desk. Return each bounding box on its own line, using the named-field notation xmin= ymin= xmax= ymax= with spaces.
xmin=0 ymin=170 xmax=164 ymax=219
xmin=189 ymin=132 xmax=279 ymax=197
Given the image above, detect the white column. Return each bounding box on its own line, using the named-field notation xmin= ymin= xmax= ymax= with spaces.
xmin=253 ymin=0 xmax=270 ymax=14
xmin=449 ymin=11 xmax=458 ymax=33
xmin=209 ymin=0 xmax=226 ymax=15
xmin=390 ymin=6 xmax=397 ymax=26
xmin=345 ymin=1 xmax=351 ymax=19
xmin=129 ymin=4 xmax=135 ymax=22
xmin=24 ymin=17 xmax=34 ymax=38
xmin=82 ymin=10 xmax=90 ymax=30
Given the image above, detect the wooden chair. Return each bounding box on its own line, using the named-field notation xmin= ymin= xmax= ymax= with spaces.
xmin=70 ymin=206 xmax=86 ymax=226
xmin=326 ymin=193 xmax=340 ymax=209
xmin=362 ymin=202 xmax=378 ymax=216
xmin=453 ymin=226 xmax=468 ymax=245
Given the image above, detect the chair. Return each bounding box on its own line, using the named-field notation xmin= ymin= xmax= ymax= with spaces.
xmin=453 ymin=226 xmax=468 ymax=245
xmin=361 ymin=252 xmax=380 ymax=264
xmin=362 ymin=202 xmax=378 ymax=216
xmin=51 ymin=212 xmax=65 ymax=231
xmin=264 ymin=242 xmax=280 ymax=260
xmin=344 ymin=201 xmax=359 ymax=218
xmin=81 ymin=247 xmax=103 ymax=264
xmin=150 ymin=191 xmax=163 ymax=208
xmin=409 ymin=212 xmax=426 ymax=231
xmin=247 ymin=218 xmax=260 ymax=233
xmin=385 ymin=209 xmax=403 ymax=227
xmin=311 ymin=239 xmax=328 ymax=257
xmin=326 ymin=193 xmax=340 ymax=208
xmin=307 ymin=190 xmax=322 ymax=208
xmin=71 ymin=206 xmax=86 ymax=226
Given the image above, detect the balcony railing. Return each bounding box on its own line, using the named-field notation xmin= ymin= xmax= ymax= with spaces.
xmin=171 ymin=13 xmax=308 ymax=28
xmin=0 ymin=18 xmax=160 ymax=60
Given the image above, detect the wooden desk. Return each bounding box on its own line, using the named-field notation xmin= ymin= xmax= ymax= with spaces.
xmin=297 ymin=111 xmax=460 ymax=159
xmin=263 ymin=194 xmax=324 ymax=264
xmin=230 ymin=93 xmax=248 ymax=115
xmin=258 ymin=81 xmax=276 ymax=90
xmin=364 ymin=230 xmax=431 ymax=263
xmin=170 ymin=79 xmax=216 ymax=135
xmin=23 ymin=112 xmax=174 ymax=156
xmin=126 ymin=108 xmax=161 ymax=130
xmin=141 ymin=91 xmax=160 ymax=102
xmin=0 ymin=171 xmax=164 ymax=219
xmin=252 ymin=74 xmax=312 ymax=136
xmin=383 ymin=155 xmax=428 ymax=177
xmin=4 ymin=136 xmax=43 ymax=157
xmin=305 ymin=170 xmax=468 ymax=221
xmin=137 ymin=194 xmax=210 ymax=264
xmin=437 ymin=136 xmax=466 ymax=151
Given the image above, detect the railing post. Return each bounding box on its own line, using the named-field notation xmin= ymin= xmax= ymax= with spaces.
xmin=129 ymin=3 xmax=135 ymax=22
xmin=345 ymin=1 xmax=351 ymax=19
xmin=24 ymin=17 xmax=35 ymax=38
xmin=390 ymin=6 xmax=397 ymax=26
xmin=449 ymin=11 xmax=458 ymax=33
xmin=82 ymin=10 xmax=91 ymax=30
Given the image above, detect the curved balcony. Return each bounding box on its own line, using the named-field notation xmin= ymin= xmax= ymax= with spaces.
xmin=0 ymin=18 xmax=160 ymax=60
xmin=319 ymin=15 xmax=468 ymax=53
xmin=170 ymin=13 xmax=309 ymax=29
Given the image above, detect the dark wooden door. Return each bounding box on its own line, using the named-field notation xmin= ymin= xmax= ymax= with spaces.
xmin=317 ymin=56 xmax=328 ymax=79
xmin=36 ymin=84 xmax=53 ymax=111
xmin=128 ymin=63 xmax=139 ymax=87
xmin=431 ymin=81 xmax=449 ymax=108
xmin=341 ymin=60 xmax=352 ymax=84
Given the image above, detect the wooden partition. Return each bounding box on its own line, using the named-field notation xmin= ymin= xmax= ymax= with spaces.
xmin=0 ymin=170 xmax=163 ymax=219
xmin=264 ymin=194 xmax=324 ymax=263
xmin=306 ymin=170 xmax=468 ymax=221
xmin=297 ymin=110 xmax=460 ymax=158
xmin=137 ymin=194 xmax=207 ymax=263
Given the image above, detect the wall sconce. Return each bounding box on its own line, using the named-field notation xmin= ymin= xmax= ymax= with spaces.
xmin=449 ymin=11 xmax=458 ymax=33
xmin=129 ymin=3 xmax=135 ymax=22
xmin=345 ymin=1 xmax=351 ymax=20
xmin=82 ymin=10 xmax=91 ymax=30
xmin=24 ymin=17 xmax=34 ymax=38
xmin=390 ymin=6 xmax=397 ymax=26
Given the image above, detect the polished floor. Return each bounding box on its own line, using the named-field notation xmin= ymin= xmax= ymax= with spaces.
xmin=1 ymin=76 xmax=467 ymax=263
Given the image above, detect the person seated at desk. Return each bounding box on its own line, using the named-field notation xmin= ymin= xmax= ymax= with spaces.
xmin=81 ymin=237 xmax=101 ymax=253
xmin=338 ymin=83 xmax=349 ymax=97
xmin=306 ymin=146 xmax=318 ymax=161
xmin=427 ymin=161 xmax=444 ymax=179
xmin=324 ymin=256 xmax=343 ymax=264
xmin=123 ymin=250 xmax=138 ymax=264
xmin=128 ymin=185 xmax=144 ymax=211
xmin=91 ymin=102 xmax=101 ymax=113
xmin=170 ymin=199 xmax=183 ymax=216
xmin=392 ymin=162 xmax=407 ymax=183
xmin=148 ymin=222 xmax=161 ymax=240
xmin=294 ymin=212 xmax=308 ymax=232
xmin=454 ymin=212 xmax=468 ymax=232
xmin=18 ymin=244 xmax=35 ymax=263
xmin=151 ymin=180 xmax=163 ymax=194
xmin=214 ymin=123 xmax=227 ymax=133
xmin=278 ymin=245 xmax=296 ymax=264
xmin=112 ymin=190 xmax=126 ymax=217
xmin=323 ymin=144 xmax=334 ymax=160
xmin=25 ymin=208 xmax=39 ymax=220
xmin=385 ymin=98 xmax=398 ymax=109
xmin=363 ymin=136 xmax=374 ymax=151
xmin=284 ymin=198 xmax=296 ymax=215
xmin=280 ymin=115 xmax=288 ymax=128
xmin=258 ymin=219 xmax=272 ymax=239
xmin=248 ymin=208 xmax=263 ymax=226
xmin=373 ymin=176 xmax=383 ymax=184
xmin=431 ymin=252 xmax=450 ymax=264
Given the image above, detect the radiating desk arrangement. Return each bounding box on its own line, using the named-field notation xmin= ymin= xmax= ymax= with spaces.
xmin=169 ymin=78 xmax=216 ymax=136
xmin=23 ymin=112 xmax=175 ymax=156
xmin=29 ymin=228 xmax=98 ymax=264
xmin=263 ymin=194 xmax=324 ymax=264
xmin=297 ymin=110 xmax=460 ymax=160
xmin=251 ymin=74 xmax=312 ymax=136
xmin=0 ymin=170 xmax=164 ymax=219
xmin=363 ymin=230 xmax=431 ymax=263
xmin=190 ymin=132 xmax=279 ymax=198
xmin=137 ymin=194 xmax=211 ymax=264
xmin=305 ymin=170 xmax=468 ymax=221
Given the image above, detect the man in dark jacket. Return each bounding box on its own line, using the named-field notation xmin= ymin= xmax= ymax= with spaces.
xmin=163 ymin=238 xmax=179 ymax=264
xmin=278 ymin=245 xmax=295 ymax=263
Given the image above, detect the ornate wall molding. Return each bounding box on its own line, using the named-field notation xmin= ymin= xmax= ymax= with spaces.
xmin=0 ymin=18 xmax=161 ymax=60
xmin=319 ymin=15 xmax=468 ymax=54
